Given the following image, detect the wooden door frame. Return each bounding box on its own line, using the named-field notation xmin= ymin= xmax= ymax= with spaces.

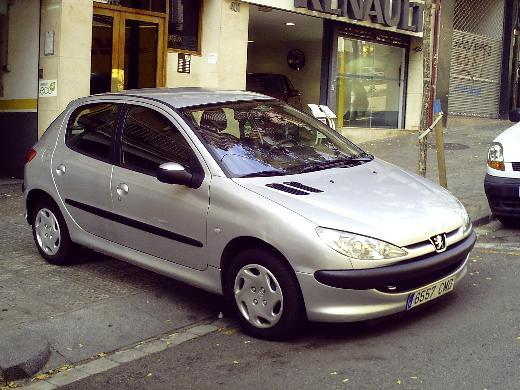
xmin=93 ymin=5 xmax=166 ymax=91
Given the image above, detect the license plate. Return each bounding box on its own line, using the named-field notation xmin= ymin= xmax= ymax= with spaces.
xmin=406 ymin=277 xmax=455 ymax=310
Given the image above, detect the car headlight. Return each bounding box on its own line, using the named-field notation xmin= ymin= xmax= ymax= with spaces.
xmin=488 ymin=142 xmax=505 ymax=171
xmin=316 ymin=227 xmax=408 ymax=260
xmin=456 ymin=200 xmax=472 ymax=235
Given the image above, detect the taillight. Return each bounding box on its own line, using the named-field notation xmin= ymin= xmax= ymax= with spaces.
xmin=25 ymin=148 xmax=37 ymax=164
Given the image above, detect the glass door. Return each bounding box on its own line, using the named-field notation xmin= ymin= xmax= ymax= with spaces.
xmin=124 ymin=18 xmax=159 ymax=90
xmin=91 ymin=14 xmax=116 ymax=94
xmin=91 ymin=7 xmax=165 ymax=94
xmin=335 ymin=36 xmax=406 ymax=129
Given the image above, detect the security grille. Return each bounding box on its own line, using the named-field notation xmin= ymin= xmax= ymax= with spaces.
xmin=448 ymin=0 xmax=505 ymax=118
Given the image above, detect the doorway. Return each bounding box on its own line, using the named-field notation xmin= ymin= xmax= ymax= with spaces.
xmin=91 ymin=5 xmax=165 ymax=94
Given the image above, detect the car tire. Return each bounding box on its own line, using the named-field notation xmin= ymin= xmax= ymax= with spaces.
xmin=226 ymin=248 xmax=305 ymax=340
xmin=31 ymin=199 xmax=79 ymax=265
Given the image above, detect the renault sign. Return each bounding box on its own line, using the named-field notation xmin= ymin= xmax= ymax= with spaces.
xmin=294 ymin=0 xmax=424 ymax=33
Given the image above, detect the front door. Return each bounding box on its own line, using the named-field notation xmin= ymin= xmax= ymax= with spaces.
xmin=110 ymin=102 xmax=210 ymax=271
xmin=91 ymin=6 xmax=165 ymax=94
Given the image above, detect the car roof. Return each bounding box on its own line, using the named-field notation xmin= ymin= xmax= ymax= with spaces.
xmin=83 ymin=88 xmax=274 ymax=109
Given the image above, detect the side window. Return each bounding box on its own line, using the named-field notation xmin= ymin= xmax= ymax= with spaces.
xmin=66 ymin=103 xmax=119 ymax=162
xmin=121 ymin=106 xmax=193 ymax=176
xmin=168 ymin=0 xmax=202 ymax=53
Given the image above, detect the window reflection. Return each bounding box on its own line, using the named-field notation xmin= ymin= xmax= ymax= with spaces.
xmin=336 ymin=37 xmax=405 ymax=129
xmin=182 ymin=102 xmax=366 ymax=177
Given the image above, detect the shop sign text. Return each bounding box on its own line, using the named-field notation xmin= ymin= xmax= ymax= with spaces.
xmin=294 ymin=0 xmax=424 ymax=33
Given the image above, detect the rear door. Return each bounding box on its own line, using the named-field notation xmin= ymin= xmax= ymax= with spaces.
xmin=109 ymin=101 xmax=210 ymax=270
xmin=52 ymin=101 xmax=121 ymax=241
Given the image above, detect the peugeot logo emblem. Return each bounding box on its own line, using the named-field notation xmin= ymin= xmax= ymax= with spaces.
xmin=430 ymin=234 xmax=447 ymax=253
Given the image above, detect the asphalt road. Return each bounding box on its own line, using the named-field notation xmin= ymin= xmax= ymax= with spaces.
xmin=60 ymin=227 xmax=520 ymax=390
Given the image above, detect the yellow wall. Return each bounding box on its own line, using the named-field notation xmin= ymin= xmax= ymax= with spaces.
xmin=0 ymin=0 xmax=39 ymax=110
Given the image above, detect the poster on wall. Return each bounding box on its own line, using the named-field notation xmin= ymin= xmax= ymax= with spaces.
xmin=39 ymin=80 xmax=58 ymax=98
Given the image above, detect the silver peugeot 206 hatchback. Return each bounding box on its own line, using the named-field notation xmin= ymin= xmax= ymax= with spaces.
xmin=24 ymin=88 xmax=476 ymax=340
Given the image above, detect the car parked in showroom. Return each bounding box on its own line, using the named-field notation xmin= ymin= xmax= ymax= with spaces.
xmin=24 ymin=88 xmax=475 ymax=340
xmin=485 ymin=121 xmax=520 ymax=225
xmin=246 ymin=73 xmax=303 ymax=109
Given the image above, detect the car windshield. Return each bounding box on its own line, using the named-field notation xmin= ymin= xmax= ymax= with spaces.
xmin=181 ymin=101 xmax=371 ymax=178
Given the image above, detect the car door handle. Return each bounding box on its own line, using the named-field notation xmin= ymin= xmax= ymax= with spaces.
xmin=116 ymin=183 xmax=129 ymax=198
xmin=56 ymin=164 xmax=66 ymax=176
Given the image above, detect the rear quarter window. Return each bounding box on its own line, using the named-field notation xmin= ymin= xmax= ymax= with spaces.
xmin=65 ymin=103 xmax=119 ymax=163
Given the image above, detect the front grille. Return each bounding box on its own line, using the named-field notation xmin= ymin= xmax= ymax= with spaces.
xmin=404 ymin=228 xmax=460 ymax=252
xmin=512 ymin=162 xmax=520 ymax=171
xmin=376 ymin=256 xmax=466 ymax=294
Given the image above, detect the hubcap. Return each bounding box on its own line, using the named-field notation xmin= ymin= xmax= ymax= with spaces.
xmin=234 ymin=264 xmax=283 ymax=329
xmin=35 ymin=208 xmax=61 ymax=256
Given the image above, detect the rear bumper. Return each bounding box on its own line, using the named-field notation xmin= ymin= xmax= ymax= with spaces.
xmin=485 ymin=174 xmax=520 ymax=217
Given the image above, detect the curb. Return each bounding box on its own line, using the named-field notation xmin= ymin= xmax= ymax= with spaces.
xmin=17 ymin=321 xmax=228 ymax=389
xmin=0 ymin=179 xmax=23 ymax=187
xmin=0 ymin=342 xmax=51 ymax=382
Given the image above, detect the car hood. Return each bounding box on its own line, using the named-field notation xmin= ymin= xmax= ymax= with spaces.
xmin=233 ymin=159 xmax=465 ymax=247
xmin=494 ymin=122 xmax=520 ymax=161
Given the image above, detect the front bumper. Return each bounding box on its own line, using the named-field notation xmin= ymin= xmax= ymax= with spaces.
xmin=297 ymin=232 xmax=475 ymax=323
xmin=484 ymin=174 xmax=520 ymax=217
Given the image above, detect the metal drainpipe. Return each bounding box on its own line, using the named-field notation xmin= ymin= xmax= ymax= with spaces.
xmin=429 ymin=0 xmax=442 ymax=125
xmin=1 ymin=0 xmax=13 ymax=74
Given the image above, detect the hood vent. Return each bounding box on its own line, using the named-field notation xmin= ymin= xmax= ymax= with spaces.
xmin=266 ymin=182 xmax=323 ymax=196
xmin=284 ymin=182 xmax=323 ymax=193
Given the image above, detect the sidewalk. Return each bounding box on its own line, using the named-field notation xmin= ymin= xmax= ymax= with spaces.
xmin=0 ymin=119 xmax=510 ymax=383
xmin=0 ymin=182 xmax=225 ymax=383
xmin=360 ymin=119 xmax=511 ymax=225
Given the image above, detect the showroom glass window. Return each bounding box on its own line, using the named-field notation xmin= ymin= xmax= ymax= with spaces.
xmin=335 ymin=36 xmax=406 ymax=129
xmin=168 ymin=0 xmax=202 ymax=52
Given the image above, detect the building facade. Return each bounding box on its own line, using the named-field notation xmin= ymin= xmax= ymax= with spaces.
xmin=0 ymin=0 xmax=39 ymax=178
xmin=2 ymin=0 xmax=519 ymax=178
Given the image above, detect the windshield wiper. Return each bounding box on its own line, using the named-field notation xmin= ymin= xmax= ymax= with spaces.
xmin=356 ymin=152 xmax=375 ymax=160
xmin=295 ymin=155 xmax=373 ymax=174
xmin=239 ymin=170 xmax=288 ymax=178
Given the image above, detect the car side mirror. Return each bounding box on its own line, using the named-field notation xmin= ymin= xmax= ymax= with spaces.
xmin=157 ymin=162 xmax=193 ymax=186
xmin=510 ymin=109 xmax=520 ymax=123
xmin=288 ymin=90 xmax=301 ymax=98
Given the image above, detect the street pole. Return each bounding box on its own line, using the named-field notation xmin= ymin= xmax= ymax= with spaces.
xmin=418 ymin=0 xmax=434 ymax=177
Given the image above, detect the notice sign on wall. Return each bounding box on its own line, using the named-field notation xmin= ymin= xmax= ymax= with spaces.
xmin=177 ymin=53 xmax=192 ymax=74
xmin=39 ymin=80 xmax=58 ymax=97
